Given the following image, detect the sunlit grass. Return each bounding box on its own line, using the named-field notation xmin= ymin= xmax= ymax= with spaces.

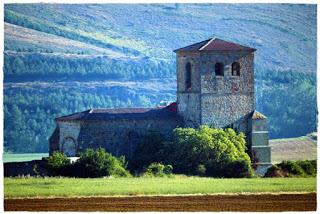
xmin=4 ymin=176 xmax=316 ymax=199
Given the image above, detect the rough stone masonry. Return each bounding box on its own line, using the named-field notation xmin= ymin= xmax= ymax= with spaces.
xmin=49 ymin=38 xmax=272 ymax=174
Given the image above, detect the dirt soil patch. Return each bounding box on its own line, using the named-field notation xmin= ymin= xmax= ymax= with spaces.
xmin=4 ymin=193 xmax=316 ymax=211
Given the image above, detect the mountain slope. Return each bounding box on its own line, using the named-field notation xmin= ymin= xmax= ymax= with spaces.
xmin=270 ymin=134 xmax=317 ymax=163
xmin=5 ymin=22 xmax=127 ymax=58
xmin=4 ymin=4 xmax=317 ymax=72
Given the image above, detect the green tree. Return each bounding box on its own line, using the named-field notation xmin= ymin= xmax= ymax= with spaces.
xmin=172 ymin=126 xmax=253 ymax=177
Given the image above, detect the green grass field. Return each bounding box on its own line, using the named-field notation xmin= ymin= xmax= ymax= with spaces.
xmin=4 ymin=177 xmax=316 ymax=199
xmin=3 ymin=153 xmax=48 ymax=163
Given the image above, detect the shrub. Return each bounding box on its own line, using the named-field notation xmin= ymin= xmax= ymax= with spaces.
xmin=297 ymin=160 xmax=316 ymax=176
xmin=278 ymin=161 xmax=305 ymax=176
xmin=163 ymin=164 xmax=173 ymax=175
xmin=47 ymin=149 xmax=131 ymax=178
xmin=223 ymin=160 xmax=254 ymax=178
xmin=143 ymin=163 xmax=173 ymax=177
xmin=264 ymin=160 xmax=316 ymax=177
xmin=75 ymin=148 xmax=131 ymax=178
xmin=47 ymin=151 xmax=70 ymax=176
xmin=196 ymin=164 xmax=206 ymax=176
xmin=264 ymin=165 xmax=287 ymax=177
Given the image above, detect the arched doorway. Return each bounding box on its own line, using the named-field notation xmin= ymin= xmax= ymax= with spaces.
xmin=62 ymin=137 xmax=77 ymax=157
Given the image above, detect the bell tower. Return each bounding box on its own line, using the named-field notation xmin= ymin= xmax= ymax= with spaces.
xmin=174 ymin=38 xmax=271 ymax=174
xmin=175 ymin=38 xmax=256 ymax=133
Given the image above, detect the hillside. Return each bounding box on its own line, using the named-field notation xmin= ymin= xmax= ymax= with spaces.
xmin=4 ymin=4 xmax=317 ymax=72
xmin=270 ymin=133 xmax=317 ymax=164
xmin=3 ymin=3 xmax=317 ymax=153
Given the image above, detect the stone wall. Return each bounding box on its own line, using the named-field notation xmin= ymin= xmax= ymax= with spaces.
xmin=176 ymin=51 xmax=255 ymax=129
xmin=176 ymin=53 xmax=202 ymax=127
xmin=177 ymin=93 xmax=201 ymax=127
xmin=201 ymin=93 xmax=254 ymax=128
xmin=58 ymin=121 xmax=81 ymax=150
xmin=176 ymin=53 xmax=201 ymax=93
xmin=200 ymin=52 xmax=255 ymax=128
xmin=200 ymin=52 xmax=254 ymax=94
xmin=51 ymin=117 xmax=182 ymax=158
xmin=4 ymin=160 xmax=48 ymax=177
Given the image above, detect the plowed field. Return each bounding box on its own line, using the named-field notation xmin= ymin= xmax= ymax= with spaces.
xmin=5 ymin=193 xmax=316 ymax=212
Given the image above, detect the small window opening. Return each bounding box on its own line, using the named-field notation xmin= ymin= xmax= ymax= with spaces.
xmin=232 ymin=62 xmax=240 ymax=76
xmin=215 ymin=62 xmax=224 ymax=76
xmin=185 ymin=62 xmax=192 ymax=90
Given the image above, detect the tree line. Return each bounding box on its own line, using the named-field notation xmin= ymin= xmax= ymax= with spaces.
xmin=4 ymin=53 xmax=175 ymax=81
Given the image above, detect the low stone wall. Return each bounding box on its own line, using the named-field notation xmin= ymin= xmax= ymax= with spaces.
xmin=4 ymin=159 xmax=48 ymax=177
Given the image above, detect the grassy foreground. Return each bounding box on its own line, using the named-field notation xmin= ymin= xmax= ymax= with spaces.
xmin=4 ymin=177 xmax=316 ymax=199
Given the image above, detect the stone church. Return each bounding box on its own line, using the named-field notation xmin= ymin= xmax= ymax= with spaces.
xmin=49 ymin=38 xmax=271 ymax=174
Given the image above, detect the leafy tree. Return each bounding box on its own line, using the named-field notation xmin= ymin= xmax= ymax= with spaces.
xmin=171 ymin=126 xmax=253 ymax=177
xmin=131 ymin=126 xmax=253 ymax=178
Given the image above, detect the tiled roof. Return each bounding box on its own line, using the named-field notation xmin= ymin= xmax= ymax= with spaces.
xmin=174 ymin=38 xmax=256 ymax=53
xmin=56 ymin=102 xmax=179 ymax=122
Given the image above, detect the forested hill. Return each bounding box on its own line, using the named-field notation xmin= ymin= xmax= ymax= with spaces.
xmin=3 ymin=4 xmax=317 ymax=153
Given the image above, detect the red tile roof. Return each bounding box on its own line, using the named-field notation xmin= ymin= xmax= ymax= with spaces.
xmin=56 ymin=102 xmax=179 ymax=122
xmin=174 ymin=38 xmax=256 ymax=53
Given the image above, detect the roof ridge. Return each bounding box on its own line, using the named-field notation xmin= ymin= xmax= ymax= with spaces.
xmin=91 ymin=106 xmax=158 ymax=111
xmin=174 ymin=38 xmax=256 ymax=53
xmin=198 ymin=38 xmax=215 ymax=51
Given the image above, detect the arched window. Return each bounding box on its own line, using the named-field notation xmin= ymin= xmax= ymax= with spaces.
xmin=62 ymin=137 xmax=77 ymax=157
xmin=232 ymin=62 xmax=240 ymax=76
xmin=185 ymin=62 xmax=192 ymax=90
xmin=215 ymin=62 xmax=224 ymax=76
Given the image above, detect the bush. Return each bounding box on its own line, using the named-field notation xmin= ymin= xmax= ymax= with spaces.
xmin=223 ymin=160 xmax=254 ymax=178
xmin=196 ymin=164 xmax=206 ymax=176
xmin=47 ymin=151 xmax=70 ymax=176
xmin=47 ymin=149 xmax=131 ymax=178
xmin=278 ymin=161 xmax=305 ymax=176
xmin=264 ymin=165 xmax=287 ymax=177
xmin=264 ymin=160 xmax=316 ymax=177
xmin=142 ymin=163 xmax=173 ymax=177
xmin=163 ymin=164 xmax=173 ymax=175
xmin=297 ymin=160 xmax=316 ymax=176
xmin=75 ymin=148 xmax=131 ymax=178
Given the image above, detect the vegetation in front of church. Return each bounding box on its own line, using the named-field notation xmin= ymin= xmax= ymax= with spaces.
xmin=47 ymin=126 xmax=252 ymax=178
xmin=141 ymin=163 xmax=174 ymax=177
xmin=4 ymin=177 xmax=316 ymax=199
xmin=264 ymin=160 xmax=316 ymax=178
xmin=47 ymin=149 xmax=131 ymax=178
xmin=130 ymin=126 xmax=253 ymax=178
